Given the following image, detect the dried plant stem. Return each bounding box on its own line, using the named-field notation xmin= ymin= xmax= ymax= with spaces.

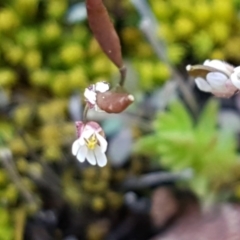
xmin=132 ymin=0 xmax=199 ymax=117
xmin=122 ymin=168 xmax=193 ymax=190
xmin=0 ymin=149 xmax=35 ymax=205
xmin=19 ymin=130 xmax=61 ymax=188
xmin=140 ymin=19 xmax=199 ymax=116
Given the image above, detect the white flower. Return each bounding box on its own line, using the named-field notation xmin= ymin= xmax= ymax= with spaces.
xmin=72 ymin=121 xmax=108 ymax=167
xmin=84 ymin=81 xmax=110 ymax=110
xmin=187 ymin=59 xmax=238 ymax=98
xmin=230 ymin=66 xmax=240 ymax=90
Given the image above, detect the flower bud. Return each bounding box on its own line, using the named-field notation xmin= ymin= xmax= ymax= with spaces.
xmin=187 ymin=59 xmax=239 ymax=98
xmin=96 ymin=91 xmax=134 ymax=113
xmin=84 ymin=82 xmax=134 ymax=113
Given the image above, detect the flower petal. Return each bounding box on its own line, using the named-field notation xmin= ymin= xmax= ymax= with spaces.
xmin=79 ymin=129 xmax=95 ymax=145
xmin=206 ymin=72 xmax=227 ymax=90
xmin=95 ymin=82 xmax=109 ymax=92
xmin=75 ymin=121 xmax=84 ymax=138
xmin=204 ymin=60 xmax=232 ymax=76
xmin=231 ymin=67 xmax=240 ymax=89
xmin=86 ymin=121 xmax=102 ymax=131
xmin=86 ymin=150 xmax=97 ymax=165
xmin=84 ymin=88 xmax=96 ymax=104
xmin=72 ymin=140 xmax=80 ymax=156
xmin=212 ymin=91 xmax=231 ymax=98
xmin=195 ymin=77 xmax=212 ymax=92
xmin=96 ymin=133 xmax=108 ymax=153
xmin=94 ymin=146 xmax=107 ymax=167
xmin=76 ymin=145 xmax=88 ymax=162
xmin=204 ymin=59 xmax=224 ymax=69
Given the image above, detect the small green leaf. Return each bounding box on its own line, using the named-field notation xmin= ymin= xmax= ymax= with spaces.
xmin=168 ymin=101 xmax=193 ymax=130
xmin=197 ymin=99 xmax=219 ymax=132
xmin=154 ymin=101 xmax=193 ymax=132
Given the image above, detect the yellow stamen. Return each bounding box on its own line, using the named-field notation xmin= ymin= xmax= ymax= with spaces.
xmin=84 ymin=134 xmax=98 ymax=150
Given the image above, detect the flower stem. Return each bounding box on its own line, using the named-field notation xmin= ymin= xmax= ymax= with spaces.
xmin=119 ymin=65 xmax=127 ymax=87
xmin=83 ymin=104 xmax=89 ymax=122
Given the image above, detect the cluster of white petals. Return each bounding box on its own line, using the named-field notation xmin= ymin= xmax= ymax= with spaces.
xmin=84 ymin=81 xmax=109 ymax=111
xmin=72 ymin=121 xmax=108 ymax=167
xmin=187 ymin=59 xmax=240 ymax=98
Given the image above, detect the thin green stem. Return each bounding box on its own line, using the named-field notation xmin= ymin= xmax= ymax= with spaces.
xmin=83 ymin=104 xmax=89 ymax=123
xmin=119 ymin=65 xmax=127 ymax=87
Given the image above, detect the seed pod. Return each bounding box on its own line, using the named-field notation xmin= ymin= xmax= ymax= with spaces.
xmin=86 ymin=0 xmax=123 ymax=68
xmin=96 ymin=91 xmax=134 ymax=113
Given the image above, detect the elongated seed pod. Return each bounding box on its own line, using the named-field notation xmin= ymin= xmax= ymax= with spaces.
xmin=86 ymin=0 xmax=123 ymax=68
